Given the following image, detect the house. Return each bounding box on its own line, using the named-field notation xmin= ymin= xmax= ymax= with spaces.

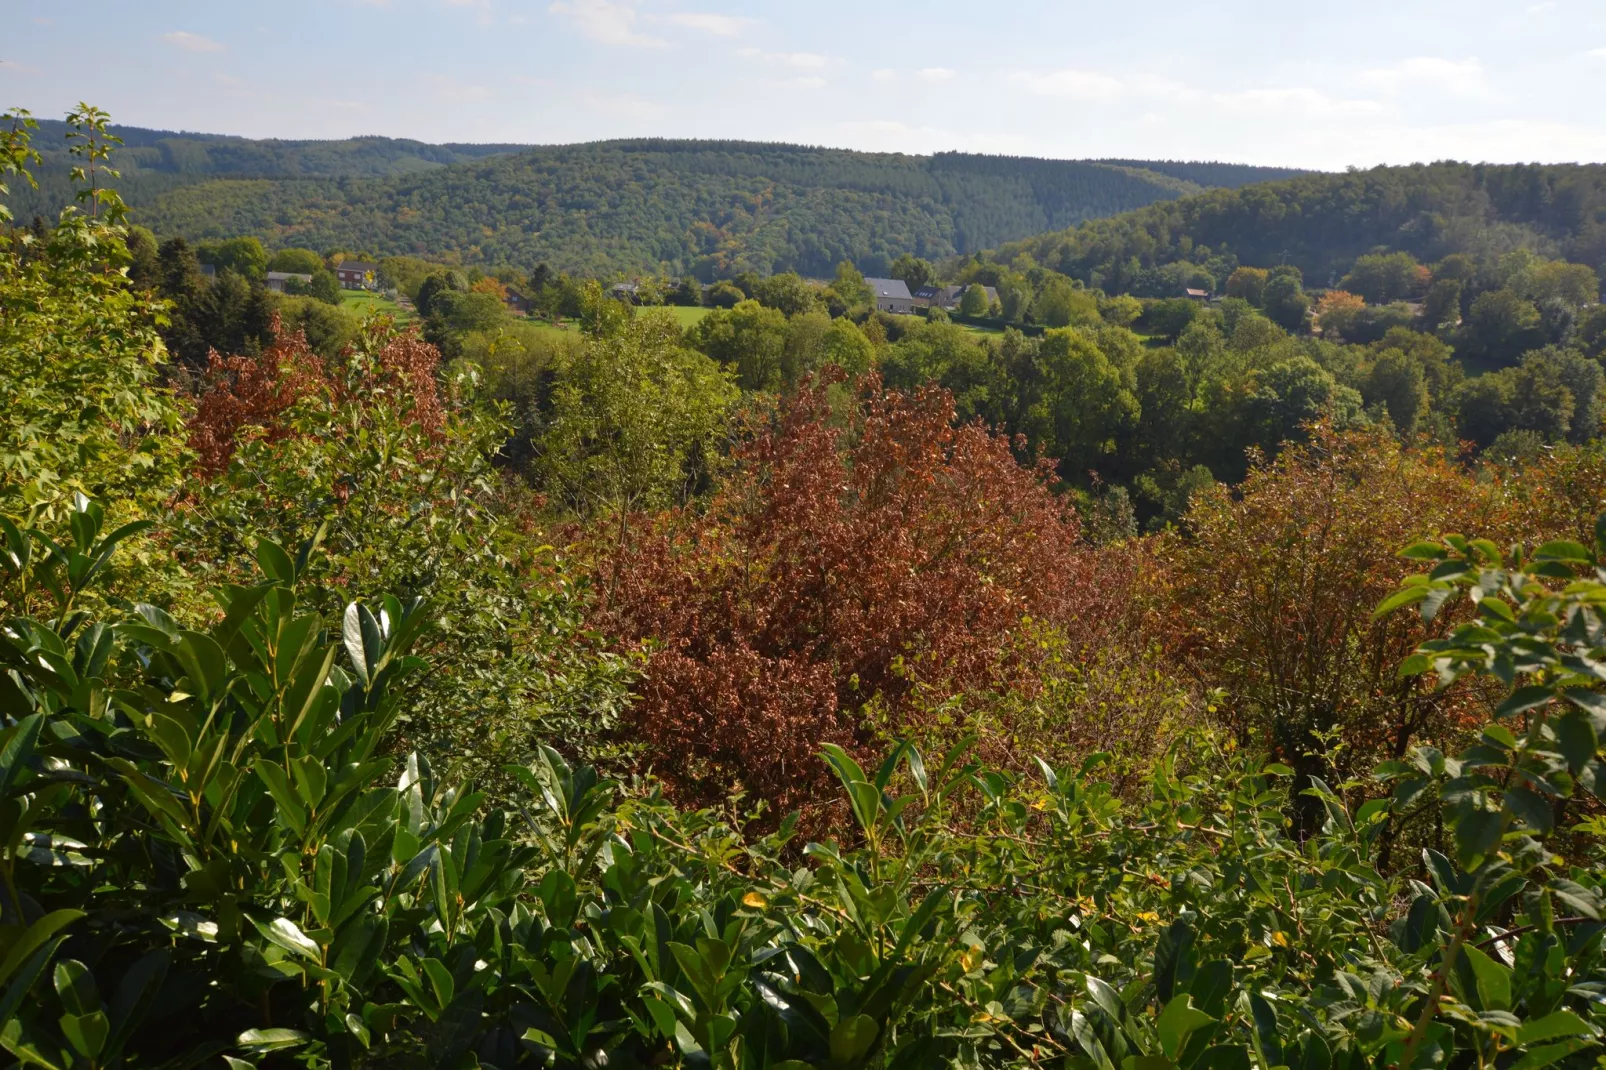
xmin=608 ymin=281 xmax=641 ymax=303
xmin=1183 ymin=288 xmax=1211 ymax=302
xmin=504 ymin=289 xmax=532 ymax=315
xmin=911 ymin=284 xmax=999 ymax=312
xmin=943 ymin=284 xmax=998 ymax=311
xmin=863 ymin=277 xmax=915 ymax=314
xmin=335 ymin=261 xmax=380 ymax=290
xmin=198 ymin=263 xmax=217 ymax=279
xmin=265 ymin=271 xmax=313 ymax=294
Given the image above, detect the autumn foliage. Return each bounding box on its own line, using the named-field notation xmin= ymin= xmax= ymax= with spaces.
xmin=188 ymin=315 xmax=444 ymax=474
xmin=1160 ymin=424 xmax=1513 ymax=778
xmin=592 ymin=376 xmax=1116 ymax=816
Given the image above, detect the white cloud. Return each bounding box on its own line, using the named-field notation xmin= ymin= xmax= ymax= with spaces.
xmin=1212 ymin=86 xmax=1383 ymax=119
xmin=736 ymin=47 xmax=829 ymax=68
xmin=919 ymin=66 xmax=955 ymax=81
xmin=0 ymin=59 xmax=41 ymax=74
xmin=1357 ymin=56 xmax=1489 ymax=97
xmin=653 ymin=12 xmax=756 ymax=37
xmin=162 ymin=31 xmax=224 ymax=53
xmin=1588 ymin=48 xmax=1606 ymax=59
xmin=1527 ymin=1 xmax=1556 ymax=11
xmin=1012 ymin=68 xmax=1123 ymax=99
xmin=548 ymin=0 xmax=665 ymax=46
xmin=870 ymin=68 xmax=896 ymax=83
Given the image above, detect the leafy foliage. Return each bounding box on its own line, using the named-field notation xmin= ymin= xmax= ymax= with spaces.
xmin=6 ymin=501 xmax=1606 ymax=1068
xmin=590 ymin=375 xmax=1110 ymax=818
xmin=0 ymin=111 xmax=185 ymax=523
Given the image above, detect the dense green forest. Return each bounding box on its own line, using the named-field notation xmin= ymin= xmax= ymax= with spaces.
xmin=2 ymin=119 xmax=526 ymax=225
xmin=6 ymin=106 xmax=1606 ymax=1069
xmin=981 ymin=162 xmax=1606 ymax=296
xmin=6 ymin=120 xmax=1305 ymax=278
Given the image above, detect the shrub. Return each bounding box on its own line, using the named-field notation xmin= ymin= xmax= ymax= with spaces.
xmin=6 ymin=499 xmax=1606 ymax=1068
xmin=179 ymin=318 xmax=633 ymax=775
xmin=593 ymin=375 xmax=1107 ymax=818
xmin=1162 ymin=424 xmax=1505 ymax=791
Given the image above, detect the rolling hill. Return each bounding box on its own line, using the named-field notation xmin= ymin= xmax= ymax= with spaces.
xmin=7 ymin=122 xmax=1306 ymax=277
xmin=981 ymin=161 xmax=1606 ymax=293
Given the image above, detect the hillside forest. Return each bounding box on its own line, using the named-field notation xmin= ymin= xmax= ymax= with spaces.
xmin=5 ymin=104 xmax=1606 ymax=1069
xmin=6 ymin=121 xmax=1304 ymax=278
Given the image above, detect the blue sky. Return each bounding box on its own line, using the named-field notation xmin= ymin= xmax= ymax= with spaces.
xmin=4 ymin=0 xmax=1605 ymax=169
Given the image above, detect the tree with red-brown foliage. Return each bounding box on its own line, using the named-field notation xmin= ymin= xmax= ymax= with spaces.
xmin=593 ymin=374 xmax=1115 ymax=818
xmin=188 ymin=314 xmax=443 ymax=475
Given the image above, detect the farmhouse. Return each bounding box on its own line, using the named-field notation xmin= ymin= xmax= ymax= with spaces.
xmin=336 ymin=260 xmax=379 ymax=290
xmin=912 ymin=284 xmax=999 ymax=311
xmin=864 ymin=277 xmax=914 ymax=314
xmin=265 ymin=271 xmax=312 ymax=294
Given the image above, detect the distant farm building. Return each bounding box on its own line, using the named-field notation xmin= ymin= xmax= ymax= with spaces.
xmin=336 ymin=261 xmax=380 ymax=290
xmin=265 ymin=271 xmax=313 ymax=294
xmin=864 ymin=277 xmax=915 ymax=314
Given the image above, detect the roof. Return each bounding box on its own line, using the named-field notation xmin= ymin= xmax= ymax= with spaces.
xmin=337 ymin=261 xmax=379 ymax=273
xmin=863 ymin=277 xmax=913 ymax=301
xmin=266 ymin=271 xmax=313 ymax=282
xmin=912 ymin=285 xmax=943 ymax=300
xmin=1184 ymin=288 xmax=1210 ymax=298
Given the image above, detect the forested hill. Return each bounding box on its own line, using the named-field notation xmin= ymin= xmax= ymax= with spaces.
xmin=6 ymin=120 xmax=527 ymax=228
xmin=7 ymin=122 xmax=1305 ymax=276
xmin=984 ymin=160 xmax=1606 ymax=294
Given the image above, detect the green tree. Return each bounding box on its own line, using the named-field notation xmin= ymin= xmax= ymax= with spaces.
xmin=1 ymin=124 xmax=185 ymax=522
xmin=821 ymin=316 xmax=876 ymax=376
xmin=1144 ymin=297 xmax=1199 ymax=342
xmin=705 ymin=279 xmax=744 ymax=308
xmin=958 ymin=282 xmax=989 ymax=316
xmin=267 ymin=246 xmax=326 ymax=275
xmin=752 ymin=271 xmax=819 ymax=316
xmin=1341 ymin=251 xmax=1424 ymax=304
xmin=1224 ymin=265 xmax=1268 ymax=305
xmin=306 ymin=266 xmax=342 ymax=305
xmin=1027 ymin=327 xmax=1141 ymax=478
xmin=535 ymin=309 xmax=736 ymax=526
xmin=1459 ymin=287 xmax=1543 ymax=369
xmin=889 ymin=253 xmax=935 ymax=290
xmin=830 ymin=260 xmax=871 ymax=307
xmin=1260 ymin=267 xmax=1310 ymax=332
xmin=200 ymin=234 xmax=268 ymax=280
xmin=1363 ymin=348 xmax=1429 ymax=435
xmin=689 ymin=298 xmax=789 ymax=391
xmin=1030 ymin=275 xmax=1098 ymax=327
xmin=1580 ymin=303 xmax=1606 ymax=359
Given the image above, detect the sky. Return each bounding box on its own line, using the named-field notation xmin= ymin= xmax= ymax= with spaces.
xmin=3 ymin=0 xmax=1606 ymax=170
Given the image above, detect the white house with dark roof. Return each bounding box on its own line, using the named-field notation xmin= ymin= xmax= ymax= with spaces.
xmin=863 ymin=277 xmax=914 ymax=314
xmin=265 ymin=271 xmax=313 ymax=294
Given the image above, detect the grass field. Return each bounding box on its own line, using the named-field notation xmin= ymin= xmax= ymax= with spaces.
xmin=956 ymin=321 xmax=1006 ymax=337
xmin=661 ymin=305 xmax=711 ymax=328
xmin=342 ymin=290 xmax=411 ymax=323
